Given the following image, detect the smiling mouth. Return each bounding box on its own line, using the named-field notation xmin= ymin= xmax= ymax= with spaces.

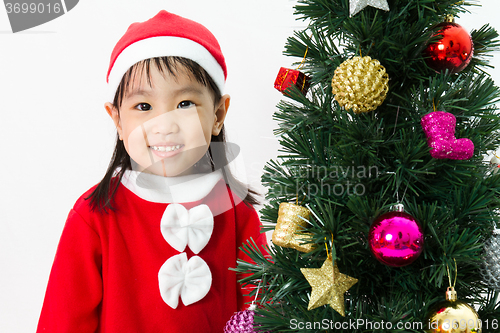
xmin=150 ymin=145 xmax=183 ymax=152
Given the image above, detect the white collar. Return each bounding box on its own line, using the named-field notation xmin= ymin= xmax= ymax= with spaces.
xmin=121 ymin=168 xmax=223 ymax=203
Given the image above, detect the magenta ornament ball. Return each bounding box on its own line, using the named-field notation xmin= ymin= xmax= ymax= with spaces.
xmin=368 ymin=211 xmax=424 ymax=267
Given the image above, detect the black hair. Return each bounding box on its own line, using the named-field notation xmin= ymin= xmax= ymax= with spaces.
xmin=86 ymin=56 xmax=260 ymax=212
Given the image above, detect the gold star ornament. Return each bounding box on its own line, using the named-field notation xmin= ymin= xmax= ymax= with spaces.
xmin=350 ymin=0 xmax=390 ymax=17
xmin=300 ymin=258 xmax=358 ymax=316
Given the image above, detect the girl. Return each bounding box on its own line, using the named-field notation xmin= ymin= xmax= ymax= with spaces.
xmin=37 ymin=10 xmax=267 ymax=332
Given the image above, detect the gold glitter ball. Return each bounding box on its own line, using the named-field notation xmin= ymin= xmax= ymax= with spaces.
xmin=300 ymin=258 xmax=358 ymax=316
xmin=272 ymin=202 xmax=315 ymax=253
xmin=331 ymin=55 xmax=389 ymax=114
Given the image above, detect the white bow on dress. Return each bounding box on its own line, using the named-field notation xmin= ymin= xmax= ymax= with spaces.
xmin=158 ymin=253 xmax=212 ymax=309
xmin=160 ymin=203 xmax=214 ymax=254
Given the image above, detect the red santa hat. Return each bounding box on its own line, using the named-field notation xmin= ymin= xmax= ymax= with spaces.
xmin=106 ymin=10 xmax=227 ymax=102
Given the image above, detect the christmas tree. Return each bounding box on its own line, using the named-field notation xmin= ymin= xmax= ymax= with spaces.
xmin=233 ymin=0 xmax=500 ymax=332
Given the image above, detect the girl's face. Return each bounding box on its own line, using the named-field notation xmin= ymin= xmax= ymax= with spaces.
xmin=105 ymin=65 xmax=229 ymax=177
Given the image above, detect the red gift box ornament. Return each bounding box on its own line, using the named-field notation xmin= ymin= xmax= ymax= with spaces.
xmin=274 ymin=67 xmax=311 ymax=96
xmin=274 ymin=46 xmax=311 ymax=96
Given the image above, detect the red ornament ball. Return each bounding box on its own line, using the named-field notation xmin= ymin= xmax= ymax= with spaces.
xmin=368 ymin=211 xmax=424 ymax=267
xmin=424 ymin=22 xmax=474 ymax=73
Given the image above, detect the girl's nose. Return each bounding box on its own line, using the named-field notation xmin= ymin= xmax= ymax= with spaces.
xmin=148 ymin=111 xmax=180 ymax=135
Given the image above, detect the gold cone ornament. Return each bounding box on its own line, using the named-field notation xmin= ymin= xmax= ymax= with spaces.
xmin=272 ymin=202 xmax=315 ymax=253
xmin=300 ymin=257 xmax=358 ymax=316
xmin=331 ymin=56 xmax=389 ymax=113
xmin=425 ymin=287 xmax=481 ymax=333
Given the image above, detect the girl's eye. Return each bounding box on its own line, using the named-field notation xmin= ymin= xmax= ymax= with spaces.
xmin=135 ymin=103 xmax=152 ymax=111
xmin=177 ymin=101 xmax=195 ymax=109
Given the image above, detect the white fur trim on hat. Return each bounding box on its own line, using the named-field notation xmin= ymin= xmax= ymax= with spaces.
xmin=107 ymin=36 xmax=225 ymax=102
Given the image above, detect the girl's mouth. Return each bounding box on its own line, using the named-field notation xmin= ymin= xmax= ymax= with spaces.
xmin=150 ymin=144 xmax=184 ymax=158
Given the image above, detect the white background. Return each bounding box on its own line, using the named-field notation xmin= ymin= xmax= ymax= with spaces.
xmin=0 ymin=0 xmax=499 ymax=332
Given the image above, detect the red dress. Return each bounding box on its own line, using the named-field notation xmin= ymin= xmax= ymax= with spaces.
xmin=37 ymin=169 xmax=266 ymax=332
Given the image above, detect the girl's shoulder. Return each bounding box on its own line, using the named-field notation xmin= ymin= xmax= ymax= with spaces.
xmin=71 ymin=176 xmax=122 ymax=218
xmin=70 ymin=174 xmax=260 ymax=224
xmin=222 ymin=183 xmax=261 ymax=227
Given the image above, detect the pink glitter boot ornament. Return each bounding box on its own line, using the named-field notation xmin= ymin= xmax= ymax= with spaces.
xmin=421 ymin=111 xmax=474 ymax=160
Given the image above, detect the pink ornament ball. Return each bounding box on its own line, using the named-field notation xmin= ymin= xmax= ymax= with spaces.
xmin=368 ymin=211 xmax=424 ymax=267
xmin=224 ymin=306 xmax=268 ymax=333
